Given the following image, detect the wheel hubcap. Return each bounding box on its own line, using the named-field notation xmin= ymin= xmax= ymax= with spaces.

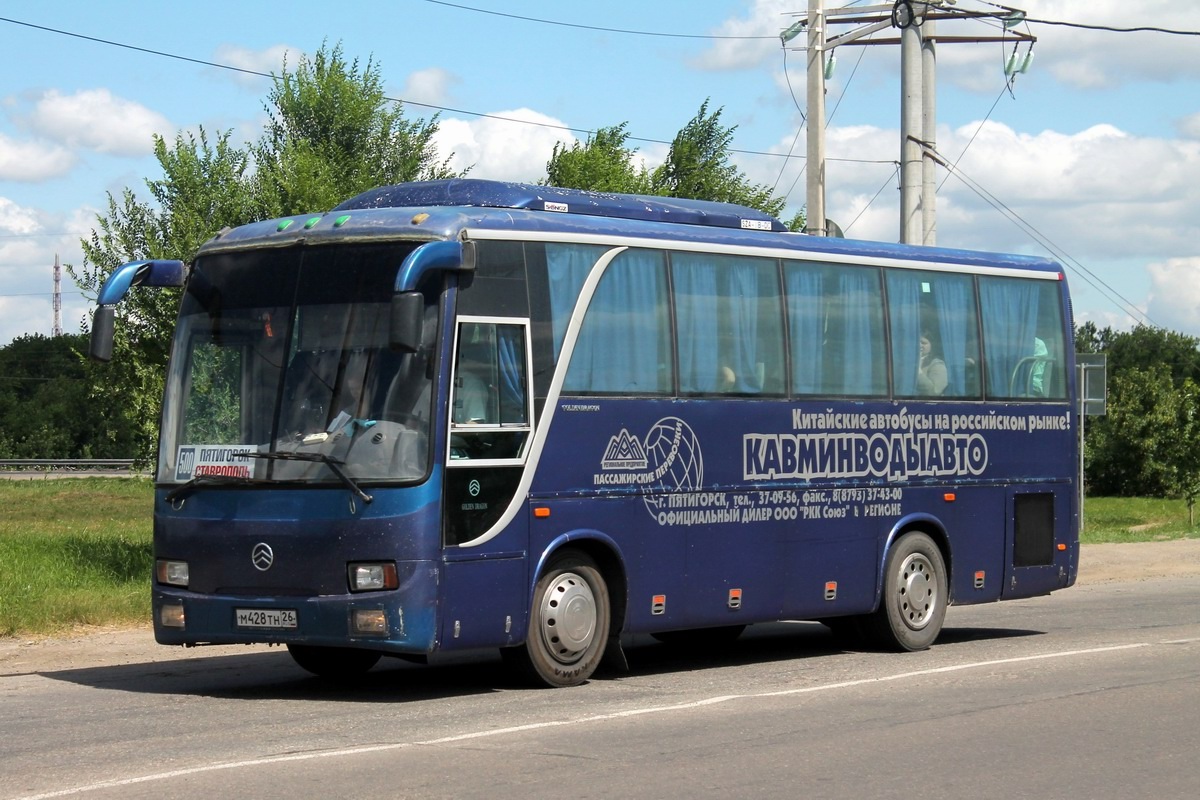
xmin=538 ymin=571 xmax=597 ymax=664
xmin=896 ymin=553 xmax=937 ymax=630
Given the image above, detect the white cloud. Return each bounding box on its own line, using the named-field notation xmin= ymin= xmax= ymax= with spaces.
xmin=400 ymin=68 xmax=459 ymax=108
xmin=745 ymin=114 xmax=1200 ymax=333
xmin=433 ymin=109 xmax=576 ymax=183
xmin=1146 ymin=257 xmax=1200 ymax=334
xmin=27 ymin=89 xmax=172 ymax=157
xmin=700 ymin=0 xmax=1200 ymax=93
xmin=0 ymin=196 xmax=42 ymax=238
xmin=0 ymin=200 xmax=94 ymax=344
xmin=694 ymin=0 xmax=791 ymax=71
xmin=212 ymin=44 xmax=299 ymax=86
xmin=0 ymin=132 xmax=75 ymax=181
xmin=1178 ymin=112 xmax=1200 ymax=140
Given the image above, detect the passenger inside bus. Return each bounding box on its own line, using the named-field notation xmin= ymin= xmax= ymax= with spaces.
xmin=917 ymin=330 xmax=948 ymax=395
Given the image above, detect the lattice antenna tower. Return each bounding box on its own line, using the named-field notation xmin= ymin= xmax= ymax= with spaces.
xmin=52 ymin=253 xmax=63 ymax=337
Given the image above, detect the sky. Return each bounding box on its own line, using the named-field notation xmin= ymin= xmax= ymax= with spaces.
xmin=1 ymin=0 xmax=1199 ymax=347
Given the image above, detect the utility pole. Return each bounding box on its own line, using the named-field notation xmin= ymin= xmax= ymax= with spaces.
xmin=780 ymin=2 xmax=1035 ymax=244
xmin=805 ymin=0 xmax=827 ymax=237
xmin=899 ymin=11 xmax=924 ymax=244
xmin=921 ymin=15 xmax=937 ymax=245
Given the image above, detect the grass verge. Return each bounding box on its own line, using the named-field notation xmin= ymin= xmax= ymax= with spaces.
xmin=0 ymin=478 xmax=153 ymax=637
xmin=1081 ymin=496 xmax=1199 ymax=543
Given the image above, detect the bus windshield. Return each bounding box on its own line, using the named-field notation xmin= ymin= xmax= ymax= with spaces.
xmin=157 ymin=241 xmax=435 ymax=486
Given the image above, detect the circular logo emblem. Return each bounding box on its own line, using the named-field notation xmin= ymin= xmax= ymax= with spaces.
xmin=468 ymin=479 xmax=481 ymax=497
xmin=251 ymin=542 xmax=275 ymax=571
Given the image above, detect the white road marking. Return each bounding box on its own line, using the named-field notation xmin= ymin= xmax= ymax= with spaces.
xmin=7 ymin=642 xmax=1154 ymax=800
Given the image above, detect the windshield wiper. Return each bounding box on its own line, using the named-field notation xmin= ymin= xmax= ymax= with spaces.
xmin=241 ymin=451 xmax=372 ymax=504
xmin=165 ymin=474 xmax=267 ymax=504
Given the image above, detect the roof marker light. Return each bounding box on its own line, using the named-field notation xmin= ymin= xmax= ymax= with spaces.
xmin=334 ymin=214 xmax=351 ymax=227
xmin=304 ymin=217 xmax=321 ymax=229
xmin=277 ymin=219 xmax=294 ymax=232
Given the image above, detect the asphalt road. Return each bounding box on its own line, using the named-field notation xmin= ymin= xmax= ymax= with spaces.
xmin=2 ymin=571 xmax=1198 ymax=800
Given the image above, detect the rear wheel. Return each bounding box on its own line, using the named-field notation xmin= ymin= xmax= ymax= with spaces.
xmin=865 ymin=532 xmax=947 ymax=651
xmin=508 ymin=552 xmax=611 ymax=687
xmin=287 ymin=644 xmax=382 ymax=678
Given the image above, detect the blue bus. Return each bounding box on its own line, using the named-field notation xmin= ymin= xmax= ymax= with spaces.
xmin=91 ymin=179 xmax=1078 ymax=686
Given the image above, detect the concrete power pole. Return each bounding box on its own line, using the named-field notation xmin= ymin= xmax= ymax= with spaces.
xmin=805 ymin=0 xmax=827 ymax=237
xmin=781 ymin=2 xmax=1034 ymax=245
xmin=899 ymin=14 xmax=924 ymax=244
xmin=921 ymin=16 xmax=937 ymax=246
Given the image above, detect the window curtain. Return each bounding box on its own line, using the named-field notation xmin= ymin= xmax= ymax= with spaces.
xmin=836 ymin=268 xmax=886 ymax=395
xmin=496 ymin=325 xmax=528 ymax=423
xmin=564 ymin=250 xmax=669 ymax=393
xmin=886 ymin=272 xmax=923 ymax=396
xmin=725 ymin=259 xmax=774 ymax=393
xmin=979 ymin=278 xmax=1040 ymax=398
xmin=785 ymin=263 xmax=825 ymax=394
xmin=671 ymin=255 xmax=721 ymax=393
xmin=929 ymin=275 xmax=973 ymax=397
xmin=546 ymin=243 xmax=600 ymax=359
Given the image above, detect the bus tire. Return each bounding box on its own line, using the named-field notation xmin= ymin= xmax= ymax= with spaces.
xmin=510 ymin=552 xmax=611 ymax=687
xmin=287 ymin=644 xmax=382 ymax=678
xmin=866 ymin=532 xmax=947 ymax=651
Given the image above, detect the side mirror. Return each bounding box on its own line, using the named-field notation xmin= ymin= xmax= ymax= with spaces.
xmin=90 ymin=305 xmax=116 ymax=362
xmin=390 ymin=292 xmax=424 ymax=353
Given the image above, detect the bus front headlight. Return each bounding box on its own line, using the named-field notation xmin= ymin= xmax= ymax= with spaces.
xmin=156 ymin=560 xmax=189 ymax=587
xmin=349 ymin=562 xmax=398 ymax=592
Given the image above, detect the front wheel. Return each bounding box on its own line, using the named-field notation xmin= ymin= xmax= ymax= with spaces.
xmin=865 ymin=532 xmax=947 ymax=651
xmin=507 ymin=552 xmax=611 ymax=687
xmin=287 ymin=644 xmax=382 ymax=678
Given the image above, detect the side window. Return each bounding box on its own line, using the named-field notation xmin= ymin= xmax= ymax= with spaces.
xmin=785 ymin=261 xmax=887 ymax=397
xmin=979 ymin=277 xmax=1067 ymax=400
xmin=544 ymin=242 xmax=610 ymax=362
xmin=449 ymin=318 xmax=532 ymax=463
xmin=887 ymin=270 xmax=981 ymax=399
xmin=672 ymin=253 xmax=785 ymax=395
xmin=563 ymin=249 xmax=673 ymax=395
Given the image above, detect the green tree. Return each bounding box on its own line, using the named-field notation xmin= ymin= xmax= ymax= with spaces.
xmin=543 ymin=123 xmax=652 ymax=194
xmin=251 ymin=42 xmax=456 ymax=217
xmin=1078 ymin=323 xmax=1200 ymax=501
xmin=69 ymin=41 xmax=457 ymax=463
xmin=1086 ymin=365 xmax=1200 ymax=500
xmin=541 ymin=101 xmax=803 ymax=229
xmin=1077 ymin=322 xmax=1200 ymax=385
xmin=0 ymin=334 xmax=136 ymax=458
xmin=650 ymin=99 xmax=786 ymax=218
xmin=70 ymin=130 xmax=255 ymax=462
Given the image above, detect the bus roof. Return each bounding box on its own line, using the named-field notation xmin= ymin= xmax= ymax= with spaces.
xmin=198 ymin=179 xmax=1063 ymax=277
xmin=334 ymin=179 xmax=790 ymax=233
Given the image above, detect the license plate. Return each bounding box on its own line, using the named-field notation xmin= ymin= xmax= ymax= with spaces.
xmin=235 ymin=608 xmax=298 ymax=629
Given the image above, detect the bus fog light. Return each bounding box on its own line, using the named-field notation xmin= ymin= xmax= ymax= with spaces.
xmin=352 ymin=609 xmax=388 ymax=635
xmin=160 ymin=603 xmax=186 ymax=629
xmin=156 ymin=559 xmax=189 ymax=587
xmin=349 ymin=562 xmax=398 ymax=592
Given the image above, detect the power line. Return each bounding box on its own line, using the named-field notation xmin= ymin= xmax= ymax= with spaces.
xmin=924 ymin=143 xmax=1154 ymax=327
xmin=0 ymin=15 xmax=895 ymax=169
xmin=1025 ymin=17 xmax=1200 ymax=36
xmin=419 ymin=0 xmax=778 ymax=40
